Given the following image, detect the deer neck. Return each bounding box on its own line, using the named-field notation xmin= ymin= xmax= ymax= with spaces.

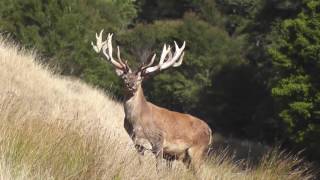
xmin=124 ymin=84 xmax=147 ymax=122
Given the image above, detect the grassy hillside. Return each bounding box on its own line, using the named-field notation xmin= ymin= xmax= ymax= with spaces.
xmin=0 ymin=38 xmax=315 ymax=179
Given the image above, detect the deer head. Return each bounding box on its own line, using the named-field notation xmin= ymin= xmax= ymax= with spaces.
xmin=91 ymin=30 xmax=186 ymax=94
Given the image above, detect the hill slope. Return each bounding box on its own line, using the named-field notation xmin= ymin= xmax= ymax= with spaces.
xmin=0 ymin=39 xmax=315 ymax=179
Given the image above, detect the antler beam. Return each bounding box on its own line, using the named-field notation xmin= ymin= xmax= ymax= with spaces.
xmin=141 ymin=41 xmax=186 ymax=75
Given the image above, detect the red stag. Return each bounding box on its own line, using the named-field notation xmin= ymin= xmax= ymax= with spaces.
xmin=91 ymin=30 xmax=213 ymax=171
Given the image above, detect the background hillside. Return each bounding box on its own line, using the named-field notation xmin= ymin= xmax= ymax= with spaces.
xmin=0 ymin=0 xmax=319 ymax=175
xmin=0 ymin=37 xmax=315 ymax=179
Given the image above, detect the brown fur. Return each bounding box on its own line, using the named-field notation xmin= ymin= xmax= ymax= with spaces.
xmin=123 ymin=84 xmax=212 ymax=170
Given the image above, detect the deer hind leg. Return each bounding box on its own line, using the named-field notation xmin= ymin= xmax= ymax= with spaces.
xmin=181 ymin=150 xmax=191 ymax=168
xmin=187 ymin=145 xmax=207 ymax=172
xmin=163 ymin=153 xmax=176 ymax=168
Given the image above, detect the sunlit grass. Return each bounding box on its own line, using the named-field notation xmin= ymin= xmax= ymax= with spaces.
xmin=0 ymin=38 xmax=315 ymax=179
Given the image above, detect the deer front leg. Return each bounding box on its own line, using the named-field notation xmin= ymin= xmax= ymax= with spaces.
xmin=134 ymin=139 xmax=147 ymax=166
xmin=124 ymin=118 xmax=146 ymax=164
xmin=134 ymin=144 xmax=145 ymax=155
xmin=152 ymin=141 xmax=164 ymax=172
xmin=148 ymin=131 xmax=164 ymax=172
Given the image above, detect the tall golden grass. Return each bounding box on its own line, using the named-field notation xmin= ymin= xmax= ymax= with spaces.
xmin=0 ymin=38 xmax=315 ymax=179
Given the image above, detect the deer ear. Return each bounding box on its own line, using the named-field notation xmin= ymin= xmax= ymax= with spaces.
xmin=115 ymin=69 xmax=124 ymax=76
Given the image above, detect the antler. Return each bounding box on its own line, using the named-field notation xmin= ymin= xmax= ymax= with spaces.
xmin=91 ymin=30 xmax=131 ymax=72
xmin=140 ymin=41 xmax=186 ymax=75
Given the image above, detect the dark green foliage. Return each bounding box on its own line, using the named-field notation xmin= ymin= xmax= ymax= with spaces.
xmin=269 ymin=0 xmax=320 ymax=160
xmin=200 ymin=64 xmax=279 ymax=141
xmin=193 ymin=0 xmax=264 ymax=35
xmin=135 ymin=0 xmax=195 ymax=22
xmin=118 ymin=14 xmax=244 ymax=113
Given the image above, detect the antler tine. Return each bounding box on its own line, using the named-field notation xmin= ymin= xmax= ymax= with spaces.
xmin=138 ymin=53 xmax=156 ymax=73
xmin=107 ymin=33 xmax=114 ymax=60
xmin=147 ymin=54 xmax=156 ymax=66
xmin=91 ymin=30 xmax=106 ymax=54
xmin=160 ymin=41 xmax=185 ymax=69
xmin=143 ymin=41 xmax=186 ymax=74
xmin=92 ymin=30 xmax=128 ymax=71
xmin=173 ymin=52 xmax=184 ymax=67
xmin=117 ymin=46 xmax=130 ymax=71
xmin=159 ymin=44 xmax=171 ymax=65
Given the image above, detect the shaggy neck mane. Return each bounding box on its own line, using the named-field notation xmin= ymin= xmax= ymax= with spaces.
xmin=124 ymin=84 xmax=148 ymax=121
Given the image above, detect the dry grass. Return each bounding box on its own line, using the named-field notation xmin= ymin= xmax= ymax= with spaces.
xmin=0 ymin=38 xmax=316 ymax=179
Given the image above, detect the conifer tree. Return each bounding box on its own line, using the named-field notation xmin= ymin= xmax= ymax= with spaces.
xmin=269 ymin=0 xmax=320 ymax=159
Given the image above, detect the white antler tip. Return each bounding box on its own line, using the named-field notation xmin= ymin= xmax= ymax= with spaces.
xmin=173 ymin=52 xmax=184 ymax=67
xmin=96 ymin=29 xmax=104 ymax=39
xmin=91 ymin=42 xmax=98 ymax=52
xmin=182 ymin=41 xmax=186 ymax=48
xmin=174 ymin=41 xmax=179 ymax=49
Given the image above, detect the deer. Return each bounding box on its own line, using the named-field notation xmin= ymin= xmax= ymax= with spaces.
xmin=91 ymin=30 xmax=213 ymax=171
